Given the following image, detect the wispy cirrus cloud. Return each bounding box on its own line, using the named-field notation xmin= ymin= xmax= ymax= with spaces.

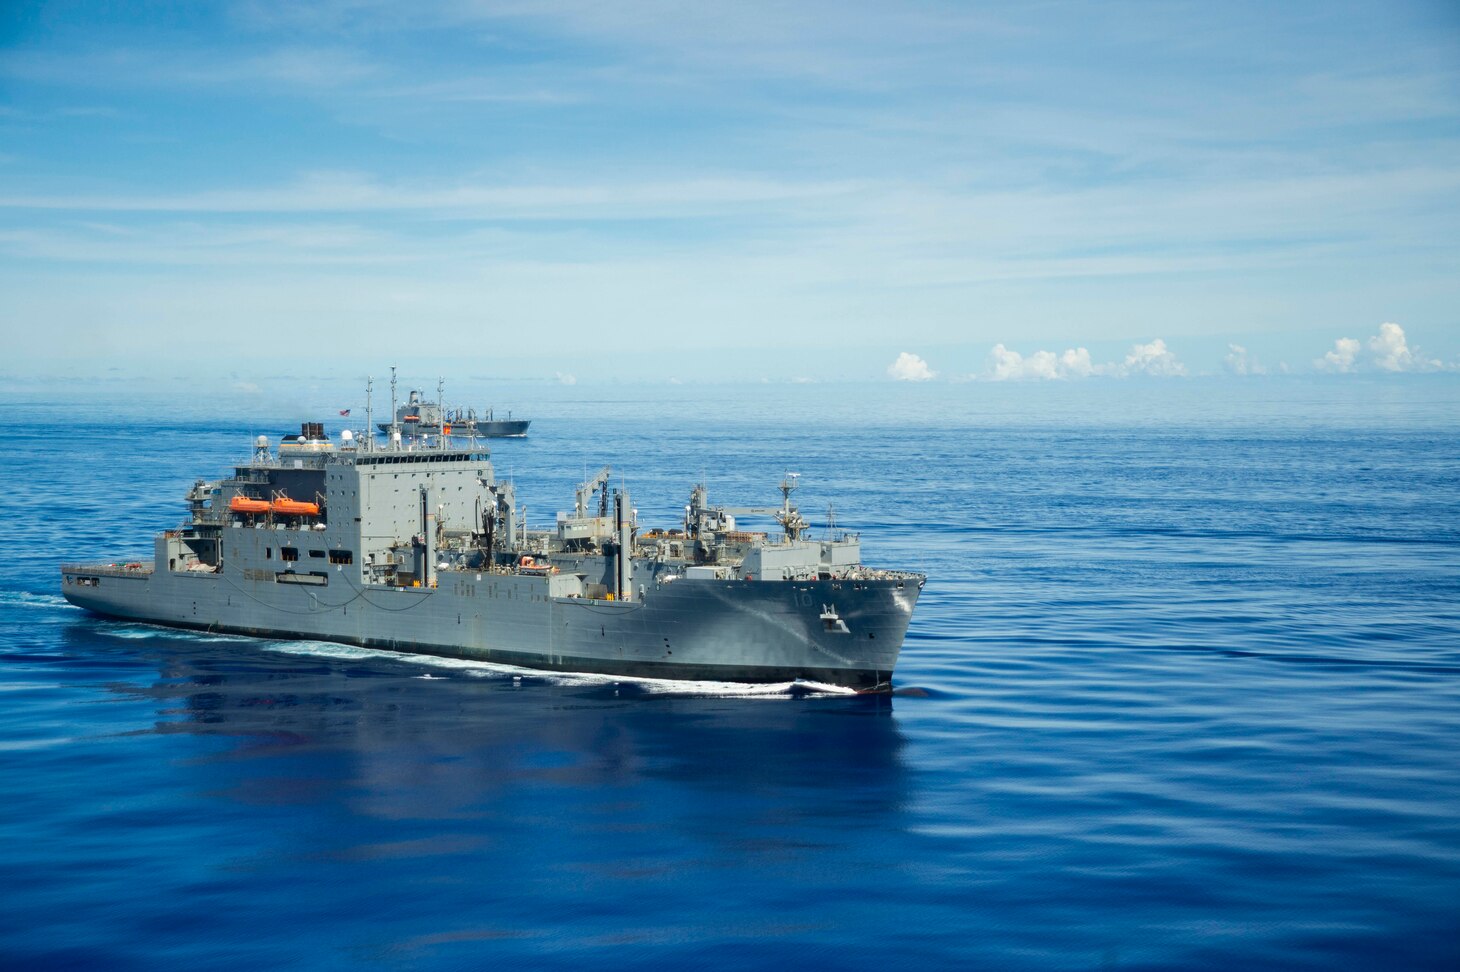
xmin=0 ymin=221 xmax=402 ymax=267
xmin=0 ymin=44 xmax=381 ymax=90
xmin=2 ymin=2 xmax=1456 ymax=375
xmin=0 ymin=172 xmax=863 ymax=216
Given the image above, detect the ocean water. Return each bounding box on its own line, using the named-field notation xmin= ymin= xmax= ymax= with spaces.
xmin=1 ymin=378 xmax=1458 ymax=970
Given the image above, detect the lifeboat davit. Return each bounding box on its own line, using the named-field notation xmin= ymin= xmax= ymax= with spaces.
xmin=229 ymin=496 xmax=271 ymax=514
xmin=270 ymin=497 xmax=320 ymax=516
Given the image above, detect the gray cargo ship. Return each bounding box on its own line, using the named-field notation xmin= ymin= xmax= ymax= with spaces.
xmin=60 ymin=401 xmax=923 ymax=690
xmin=379 ymin=386 xmax=529 ymax=438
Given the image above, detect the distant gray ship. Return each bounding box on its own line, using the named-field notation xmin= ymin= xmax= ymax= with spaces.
xmin=379 ymin=386 xmax=529 ymax=438
xmin=61 ymin=376 xmax=923 ymax=690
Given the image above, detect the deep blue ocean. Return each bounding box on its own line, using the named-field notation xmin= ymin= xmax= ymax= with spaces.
xmin=2 ymin=378 xmax=1458 ymax=970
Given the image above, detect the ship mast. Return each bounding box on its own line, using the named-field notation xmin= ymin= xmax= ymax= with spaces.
xmin=389 ymin=365 xmax=400 ymax=451
xmin=364 ymin=375 xmax=374 ymax=454
xmin=437 ymin=375 xmax=446 ymax=451
xmin=778 ymin=473 xmax=808 ymax=541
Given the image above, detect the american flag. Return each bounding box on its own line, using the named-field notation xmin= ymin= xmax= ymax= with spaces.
xmin=339 ymin=408 xmax=351 ymax=416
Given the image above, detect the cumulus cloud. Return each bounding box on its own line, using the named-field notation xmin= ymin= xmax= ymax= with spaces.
xmin=1058 ymin=347 xmax=1097 ymax=377
xmin=988 ymin=344 xmax=1038 ymax=380
xmin=1119 ymin=338 xmax=1186 ymax=377
xmin=1315 ymin=336 xmax=1361 ymax=373
xmin=1368 ymin=322 xmax=1439 ymax=372
xmin=1315 ymin=323 xmax=1442 ymax=373
xmin=554 ymin=371 xmax=577 ymax=385
xmin=979 ymin=339 xmax=1188 ymax=380
xmin=986 ymin=344 xmax=1099 ymax=380
xmin=888 ymin=351 xmax=935 ymax=381
xmin=1224 ymin=343 xmax=1265 ymax=375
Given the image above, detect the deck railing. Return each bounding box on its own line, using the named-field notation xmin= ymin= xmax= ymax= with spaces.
xmin=59 ymin=563 xmax=154 ymax=577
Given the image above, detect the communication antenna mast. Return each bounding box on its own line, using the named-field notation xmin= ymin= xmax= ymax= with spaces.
xmin=364 ymin=376 xmax=374 ymax=453
xmin=437 ymin=376 xmax=446 ymax=450
xmin=389 ymin=365 xmax=400 ymax=451
xmin=780 ymin=472 xmax=800 ymax=511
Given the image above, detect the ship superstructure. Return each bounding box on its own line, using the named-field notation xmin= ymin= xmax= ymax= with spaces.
xmin=61 ymin=411 xmax=923 ymax=690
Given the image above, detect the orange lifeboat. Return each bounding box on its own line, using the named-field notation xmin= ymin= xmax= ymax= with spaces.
xmin=229 ymin=496 xmax=271 ymax=514
xmin=270 ymin=497 xmax=320 ymax=516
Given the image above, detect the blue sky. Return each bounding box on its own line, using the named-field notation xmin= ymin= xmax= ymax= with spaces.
xmin=2 ymin=0 xmax=1458 ymax=381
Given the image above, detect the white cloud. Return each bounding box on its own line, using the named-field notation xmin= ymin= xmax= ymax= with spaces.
xmin=555 ymin=371 xmax=577 ymax=385
xmin=1058 ymin=347 xmax=1097 ymax=377
xmin=1224 ymin=343 xmax=1265 ymax=375
xmin=1316 ymin=336 xmax=1360 ymax=372
xmin=985 ymin=344 xmax=1098 ymax=380
xmin=988 ymin=344 xmax=1032 ymax=380
xmin=1316 ymin=323 xmax=1443 ymax=373
xmin=1118 ymin=338 xmax=1186 ymax=377
xmin=2 ymin=45 xmax=380 ymax=92
xmin=1368 ymin=321 xmax=1439 ymax=372
xmin=0 ymin=173 xmax=860 ymax=217
xmin=6 ymin=6 xmax=1458 ymax=379
xmin=888 ymin=351 xmax=935 ymax=381
xmin=982 ymin=340 xmax=1191 ymax=380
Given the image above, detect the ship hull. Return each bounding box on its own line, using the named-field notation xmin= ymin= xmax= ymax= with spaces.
xmin=60 ymin=567 xmax=918 ymax=690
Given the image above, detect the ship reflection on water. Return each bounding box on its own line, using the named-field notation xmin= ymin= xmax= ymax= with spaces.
xmin=72 ymin=621 xmax=911 ymax=962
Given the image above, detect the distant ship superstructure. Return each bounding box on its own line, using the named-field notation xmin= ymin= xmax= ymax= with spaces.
xmin=380 ymin=382 xmax=529 ymax=439
xmin=61 ymin=403 xmax=923 ymax=690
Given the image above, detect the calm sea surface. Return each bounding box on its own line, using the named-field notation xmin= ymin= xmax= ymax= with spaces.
xmin=1 ymin=378 xmax=1458 ymax=970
